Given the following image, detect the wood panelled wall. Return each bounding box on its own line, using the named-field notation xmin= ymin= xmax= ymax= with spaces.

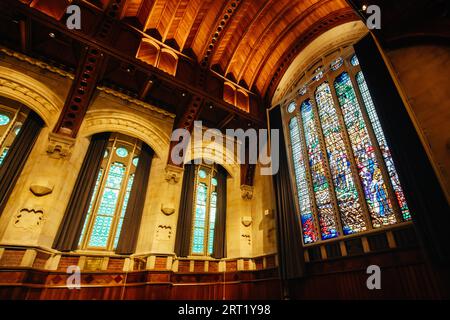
xmin=1 ymin=248 xmax=450 ymax=299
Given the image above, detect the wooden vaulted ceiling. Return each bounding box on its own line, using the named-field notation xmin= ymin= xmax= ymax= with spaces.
xmin=123 ymin=0 xmax=356 ymax=96
xmin=12 ymin=0 xmax=357 ymax=100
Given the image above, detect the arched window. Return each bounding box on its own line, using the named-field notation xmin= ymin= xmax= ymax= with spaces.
xmin=0 ymin=104 xmax=27 ymax=166
xmin=78 ymin=133 xmax=141 ymax=250
xmin=191 ymin=164 xmax=219 ymax=255
xmin=286 ymin=51 xmax=411 ymax=245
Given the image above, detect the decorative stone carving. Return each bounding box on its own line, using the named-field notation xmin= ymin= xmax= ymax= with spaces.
xmin=47 ymin=132 xmax=76 ymax=158
xmin=161 ymin=204 xmax=175 ymax=216
xmin=241 ymin=216 xmax=252 ymax=227
xmin=241 ymin=234 xmax=251 ymax=246
xmin=165 ymin=164 xmax=184 ymax=184
xmin=29 ymin=183 xmax=53 ymax=197
xmin=14 ymin=208 xmax=44 ymax=231
xmin=155 ymin=225 xmax=172 ymax=241
xmin=240 ymin=185 xmax=254 ymax=200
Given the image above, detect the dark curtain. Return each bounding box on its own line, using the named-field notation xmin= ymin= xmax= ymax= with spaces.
xmin=116 ymin=143 xmax=154 ymax=255
xmin=174 ymin=163 xmax=196 ymax=257
xmin=354 ymin=34 xmax=450 ymax=264
xmin=269 ymin=107 xmax=305 ymax=287
xmin=53 ymin=132 xmax=110 ymax=251
xmin=212 ymin=166 xmax=227 ymax=259
xmin=0 ymin=111 xmax=44 ymax=215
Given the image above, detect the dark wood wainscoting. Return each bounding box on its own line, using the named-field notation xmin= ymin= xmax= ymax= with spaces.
xmin=0 ymin=268 xmax=282 ymax=300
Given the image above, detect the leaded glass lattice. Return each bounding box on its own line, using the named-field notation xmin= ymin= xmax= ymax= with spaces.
xmin=192 ymin=182 xmax=208 ymax=254
xmin=0 ymin=147 xmax=8 ymax=165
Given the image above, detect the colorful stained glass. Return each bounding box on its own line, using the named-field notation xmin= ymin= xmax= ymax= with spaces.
xmin=315 ymin=82 xmax=366 ymax=235
xmin=211 ymin=177 xmax=218 ymax=186
xmin=192 ymin=182 xmax=208 ymax=254
xmin=335 ymin=72 xmax=396 ymax=227
xmin=330 ymin=57 xmax=343 ymax=71
xmin=0 ymin=114 xmax=10 ymax=126
xmin=287 ymin=102 xmax=296 ymax=113
xmin=88 ymin=162 xmax=126 ymax=248
xmin=198 ymin=169 xmax=207 ymax=179
xmin=0 ymin=148 xmax=9 ymax=165
xmin=14 ymin=125 xmax=21 ymax=136
xmin=299 ymin=86 xmax=307 ymax=96
xmin=116 ymin=147 xmax=128 ymax=158
xmin=350 ymin=55 xmax=359 ymax=66
xmin=132 ymin=157 xmax=139 ymax=167
xmin=113 ymin=174 xmax=135 ymax=248
xmin=289 ymin=116 xmax=317 ymax=243
xmin=313 ymin=68 xmax=324 ymax=82
xmin=207 ymin=191 xmax=217 ymax=255
xmin=301 ymin=99 xmax=339 ymax=239
xmin=356 ymin=71 xmax=411 ymax=221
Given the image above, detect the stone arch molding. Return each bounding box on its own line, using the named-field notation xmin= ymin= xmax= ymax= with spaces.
xmin=184 ymin=140 xmax=239 ymax=178
xmin=0 ymin=66 xmax=62 ymax=126
xmin=80 ymin=110 xmax=171 ymax=159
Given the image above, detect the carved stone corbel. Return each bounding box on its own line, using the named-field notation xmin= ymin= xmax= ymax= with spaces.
xmin=240 ymin=184 xmax=254 ymax=200
xmin=165 ymin=164 xmax=184 ymax=184
xmin=47 ymin=132 xmax=76 ymax=159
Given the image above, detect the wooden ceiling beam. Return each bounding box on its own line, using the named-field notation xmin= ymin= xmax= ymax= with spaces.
xmin=249 ymin=0 xmax=334 ymax=90
xmin=4 ymin=0 xmax=264 ymax=126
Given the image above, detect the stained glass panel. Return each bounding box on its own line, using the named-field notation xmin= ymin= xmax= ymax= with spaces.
xmin=335 ymin=72 xmax=396 ymax=228
xmin=289 ymin=116 xmax=317 ymax=243
xmin=192 ymin=182 xmax=208 ymax=254
xmin=330 ymin=57 xmax=343 ymax=71
xmin=299 ymin=86 xmax=307 ymax=96
xmin=356 ymin=71 xmax=411 ymax=220
xmin=116 ymin=147 xmax=128 ymax=158
xmin=113 ymin=174 xmax=135 ymax=248
xmin=207 ymin=192 xmax=217 ymax=255
xmin=79 ymin=169 xmax=103 ymax=246
xmin=315 ymin=82 xmax=366 ymax=235
xmin=350 ymin=55 xmax=359 ymax=66
xmin=0 ymin=148 xmax=8 ymax=165
xmin=88 ymin=162 xmax=126 ymax=248
xmin=287 ymin=102 xmax=296 ymax=113
xmin=198 ymin=169 xmax=207 ymax=179
xmin=0 ymin=114 xmax=10 ymax=126
xmin=301 ymin=99 xmax=338 ymax=239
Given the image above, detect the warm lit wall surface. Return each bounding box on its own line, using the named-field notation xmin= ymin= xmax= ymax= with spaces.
xmin=0 ymin=49 xmax=278 ymax=299
xmin=385 ymin=45 xmax=450 ymax=201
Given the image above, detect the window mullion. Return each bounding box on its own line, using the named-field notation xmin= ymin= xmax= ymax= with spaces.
xmin=326 ymin=73 xmax=373 ymax=230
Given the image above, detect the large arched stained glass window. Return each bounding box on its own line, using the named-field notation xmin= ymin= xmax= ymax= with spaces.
xmin=286 ymin=51 xmax=411 ymax=245
xmin=191 ymin=165 xmax=219 ymax=255
xmin=316 ymin=82 xmax=366 ymax=235
xmin=79 ymin=134 xmax=140 ymax=250
xmin=0 ymin=105 xmax=26 ymax=166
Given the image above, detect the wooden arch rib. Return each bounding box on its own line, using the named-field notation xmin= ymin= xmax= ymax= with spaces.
xmin=263 ymin=8 xmax=359 ymax=99
xmin=225 ymin=0 xmax=303 ymax=82
xmin=248 ymin=0 xmax=348 ymax=92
